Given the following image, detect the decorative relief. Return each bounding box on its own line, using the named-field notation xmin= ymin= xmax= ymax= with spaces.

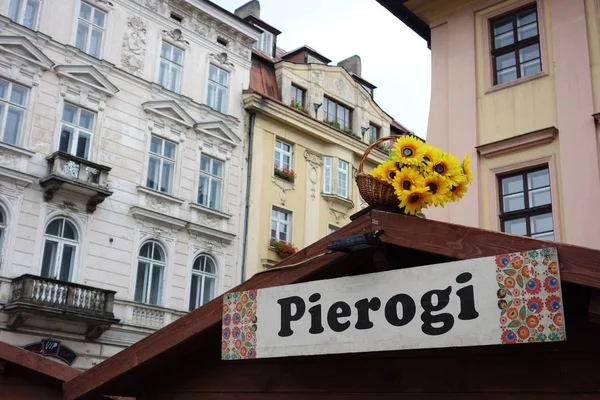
xmin=271 ymin=178 xmax=295 ymax=206
xmin=146 ymin=196 xmax=171 ymax=214
xmin=304 ymin=150 xmax=323 ymax=201
xmin=209 ymin=52 xmax=234 ymax=68
xmin=121 ymin=16 xmax=147 ymax=77
xmin=197 ymin=211 xmax=222 ymax=229
xmin=161 ymin=29 xmax=189 ymax=46
xmin=145 ymin=0 xmax=165 ymax=12
xmin=329 ymin=208 xmax=347 ymax=224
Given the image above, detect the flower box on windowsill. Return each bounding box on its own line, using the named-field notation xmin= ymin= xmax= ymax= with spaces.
xmin=274 ymin=167 xmax=296 ymax=183
xmin=269 ymin=239 xmax=298 ymax=259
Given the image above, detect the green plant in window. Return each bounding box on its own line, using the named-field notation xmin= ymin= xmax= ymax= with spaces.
xmin=290 ymin=100 xmax=304 ymax=112
xmin=274 ymin=166 xmax=297 ymax=183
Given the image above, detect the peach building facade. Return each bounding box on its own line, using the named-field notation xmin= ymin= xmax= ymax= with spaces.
xmin=379 ymin=0 xmax=600 ymax=250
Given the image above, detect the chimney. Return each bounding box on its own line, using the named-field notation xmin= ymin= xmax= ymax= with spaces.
xmin=337 ymin=55 xmax=362 ymax=77
xmin=234 ymin=0 xmax=260 ymax=19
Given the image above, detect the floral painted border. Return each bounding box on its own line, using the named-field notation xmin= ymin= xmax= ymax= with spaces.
xmin=222 ymin=290 xmax=258 ymax=360
xmin=496 ymin=248 xmax=566 ymax=344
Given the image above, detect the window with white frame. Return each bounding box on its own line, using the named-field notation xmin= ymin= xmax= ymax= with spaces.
xmin=274 ymin=139 xmax=292 ymax=171
xmin=323 ymin=156 xmax=332 ymax=194
xmin=75 ymin=2 xmax=106 ymax=58
xmin=7 ymin=0 xmax=41 ymax=29
xmin=207 ymin=64 xmax=229 ymax=113
xmin=0 ymin=78 xmax=27 ymax=146
xmin=338 ymin=160 xmax=349 ymax=198
xmin=198 ymin=154 xmax=223 ymax=210
xmin=189 ymin=254 xmax=217 ymax=310
xmin=40 ymin=218 xmax=78 ymax=282
xmin=253 ymin=29 xmax=273 ymax=56
xmin=135 ymin=241 xmax=165 ymax=306
xmin=271 ymin=207 xmax=291 ymax=243
xmin=158 ymin=41 xmax=183 ymax=93
xmin=58 ymin=103 xmax=95 ymax=159
xmin=146 ymin=135 xmax=176 ymax=194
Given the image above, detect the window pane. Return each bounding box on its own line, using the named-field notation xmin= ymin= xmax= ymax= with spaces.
xmin=62 ymin=104 xmax=77 ymax=123
xmin=528 ymin=169 xmax=549 ymax=189
xmin=504 ymin=218 xmax=527 ymax=236
xmin=493 ymin=18 xmax=513 ymax=36
xmin=79 ymin=2 xmax=92 ymax=20
xmin=532 ymin=232 xmax=554 ymax=241
xmin=518 ymin=22 xmax=538 ymax=41
xmin=209 ymin=64 xmax=218 ymax=81
xmin=502 ymin=175 xmax=524 ymax=196
xmin=79 ymin=109 xmax=94 ymax=130
xmin=41 ymin=240 xmax=58 ymax=278
xmin=209 ymin=178 xmax=221 ymax=209
xmin=531 ymin=213 xmax=553 ymax=235
xmin=139 ymin=242 xmax=151 ymax=258
xmin=76 ymin=132 xmax=91 ymax=159
xmin=503 ymin=193 xmax=525 ymax=212
xmin=520 ymin=44 xmax=540 ymax=63
xmin=216 ymin=87 xmax=226 ymax=113
xmin=149 ymin=265 xmax=162 ymax=305
xmin=89 ymin=28 xmax=103 ymax=57
xmin=158 ymin=60 xmax=169 ymax=87
xmin=161 ymin=42 xmax=171 ymax=58
xmin=160 ymin=160 xmax=174 ymax=193
xmin=62 ymin=220 xmax=77 ymax=240
xmin=202 ymin=276 xmax=215 ymax=306
xmin=59 ymin=126 xmax=73 ymax=153
xmin=203 ymin=257 xmax=216 ymax=274
xmin=497 ymin=67 xmax=517 ymax=84
xmin=218 ymin=69 xmax=229 ymax=86
xmin=200 ymin=156 xmax=210 ymax=173
xmin=170 ymin=65 xmax=181 ymax=92
xmin=189 ymin=274 xmax=199 ymax=310
xmin=93 ymin=8 xmax=106 ymax=27
xmin=150 ymin=136 xmax=161 ymax=154
xmin=212 ymin=159 xmax=223 ymax=177
xmin=152 ymin=243 xmax=164 ymax=261
xmin=59 ymin=244 xmax=76 ymax=281
xmin=496 ymin=52 xmax=516 ymax=70
xmin=529 ymin=187 xmax=551 ymax=207
xmin=172 ymin=46 xmax=183 ymax=65
xmin=0 ymin=80 xmax=7 ymax=99
xmin=134 ymin=262 xmax=148 ymax=302
xmin=24 ymin=0 xmax=40 ymax=29
xmin=146 ymin=156 xmax=160 ymax=190
xmin=494 ymin=31 xmax=514 ymax=49
xmin=521 ymin=59 xmax=541 ymax=78
xmin=75 ymin=22 xmax=89 ymax=51
xmin=8 ymin=0 xmax=19 ymax=21
xmin=207 ymin=84 xmax=216 ymax=109
xmin=517 ymin=9 xmax=537 ymax=27
xmin=4 ymin=106 xmax=23 ymax=145
xmin=46 ymin=219 xmax=62 ymax=236
xmin=163 ymin=140 xmax=176 ymax=159
xmin=10 ymin=84 xmax=27 ymax=106
xmin=198 ymin=174 xmax=208 ymax=206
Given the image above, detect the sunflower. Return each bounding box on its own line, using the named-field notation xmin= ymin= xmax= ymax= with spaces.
xmin=391 ymin=167 xmax=424 ymax=194
xmin=423 ymin=174 xmax=451 ymax=206
xmin=421 ymin=144 xmax=436 ymax=168
xmin=392 ymin=135 xmax=425 ymax=166
xmin=398 ymin=186 xmax=430 ymax=215
xmin=462 ymin=154 xmax=473 ymax=184
xmin=427 ymin=148 xmax=463 ymax=184
xmin=449 ymin=181 xmax=468 ymax=202
xmin=370 ymin=160 xmax=398 ymax=184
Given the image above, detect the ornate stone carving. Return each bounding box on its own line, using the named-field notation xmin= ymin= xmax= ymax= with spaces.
xmin=304 ymin=150 xmax=323 ymax=168
xmin=145 ymin=0 xmax=165 ymax=12
xmin=271 ymin=177 xmax=294 ymax=206
xmin=197 ymin=211 xmax=221 ymax=229
xmin=194 ymin=23 xmax=208 ymax=37
xmin=121 ymin=16 xmax=147 ymax=77
xmin=161 ymin=29 xmax=189 ymax=45
xmin=304 ymin=150 xmax=322 ymax=201
xmin=237 ymin=46 xmax=250 ymax=59
xmin=146 ymin=196 xmax=170 ymax=214
xmin=210 ymin=52 xmax=234 ymax=67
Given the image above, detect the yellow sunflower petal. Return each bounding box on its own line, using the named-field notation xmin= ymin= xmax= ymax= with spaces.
xmin=392 ymin=135 xmax=425 ymax=166
xmin=392 ymin=166 xmax=425 ymax=195
xmin=399 ymin=186 xmax=430 ymax=215
xmin=423 ymin=174 xmax=451 ymax=207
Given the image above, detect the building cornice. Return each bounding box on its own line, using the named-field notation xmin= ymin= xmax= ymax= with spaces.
xmin=476 ymin=127 xmax=558 ymax=159
xmin=243 ymin=92 xmax=387 ymax=165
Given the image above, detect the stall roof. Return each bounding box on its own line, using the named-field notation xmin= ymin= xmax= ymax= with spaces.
xmin=63 ymin=208 xmax=600 ymax=399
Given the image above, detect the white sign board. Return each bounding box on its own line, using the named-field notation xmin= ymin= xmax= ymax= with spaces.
xmin=222 ymin=248 xmax=565 ymax=360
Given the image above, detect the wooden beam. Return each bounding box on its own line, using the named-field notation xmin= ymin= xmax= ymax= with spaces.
xmin=0 ymin=341 xmax=80 ymax=382
xmin=589 ymin=293 xmax=600 ymax=324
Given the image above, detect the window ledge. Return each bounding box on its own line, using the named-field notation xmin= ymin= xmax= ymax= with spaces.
xmin=272 ymin=174 xmax=296 ymax=185
xmin=137 ymin=186 xmax=185 ymax=204
xmin=0 ymin=142 xmax=35 ymax=158
xmin=321 ymin=193 xmax=354 ymax=209
xmin=476 ymin=127 xmax=558 ymax=159
xmin=485 ymin=71 xmax=548 ymax=95
xmin=189 ymin=203 xmax=232 ymax=219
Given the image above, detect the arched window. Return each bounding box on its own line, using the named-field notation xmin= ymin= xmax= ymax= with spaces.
xmin=41 ymin=218 xmax=79 ymax=281
xmin=189 ymin=254 xmax=217 ymax=310
xmin=135 ymin=241 xmax=165 ymax=306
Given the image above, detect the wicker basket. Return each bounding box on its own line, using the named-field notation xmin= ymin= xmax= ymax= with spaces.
xmin=356 ymin=135 xmax=402 ymax=207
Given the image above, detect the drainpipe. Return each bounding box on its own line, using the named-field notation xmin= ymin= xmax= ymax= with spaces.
xmin=240 ymin=111 xmax=255 ymax=283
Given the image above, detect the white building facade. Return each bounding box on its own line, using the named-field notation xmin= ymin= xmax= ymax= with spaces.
xmin=0 ymin=0 xmax=259 ymax=369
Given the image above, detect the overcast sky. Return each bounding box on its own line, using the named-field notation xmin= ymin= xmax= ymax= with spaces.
xmin=215 ymin=0 xmax=432 ymax=139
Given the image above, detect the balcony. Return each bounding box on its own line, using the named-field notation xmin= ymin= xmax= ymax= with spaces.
xmin=4 ymin=275 xmax=119 ymax=340
xmin=39 ymin=152 xmax=113 ymax=212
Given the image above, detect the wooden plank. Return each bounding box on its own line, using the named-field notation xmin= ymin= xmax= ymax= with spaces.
xmin=589 ymin=294 xmax=600 ymax=324
xmin=0 ymin=341 xmax=80 ymax=382
xmin=371 ymin=210 xmax=600 ymax=289
xmin=150 ymin=393 xmax=600 ymax=400
xmin=63 ymin=216 xmax=374 ymax=400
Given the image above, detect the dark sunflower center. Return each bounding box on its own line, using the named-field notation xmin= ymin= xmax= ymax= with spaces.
xmin=428 ymin=183 xmax=438 ymax=194
xmin=388 ymin=171 xmax=396 ymax=179
xmin=409 ymin=194 xmax=420 ymax=203
xmin=402 ymin=180 xmax=411 ymax=190
xmin=450 ymin=185 xmax=457 ymax=192
xmin=402 ymin=147 xmax=414 ymax=157
xmin=434 ymin=164 xmax=446 ymax=174
xmin=422 ymin=156 xmax=430 ymax=164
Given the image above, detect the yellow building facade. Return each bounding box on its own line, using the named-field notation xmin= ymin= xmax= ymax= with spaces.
xmin=379 ymin=0 xmax=600 ymax=250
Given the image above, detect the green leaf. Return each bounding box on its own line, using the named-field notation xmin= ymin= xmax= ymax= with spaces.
xmin=508 ymin=320 xmax=521 ymax=328
xmin=245 ymin=342 xmax=253 ymax=347
xmin=498 ymin=282 xmax=506 ymax=289
xmin=507 ymin=300 xmax=513 ymax=308
xmin=503 ymin=269 xmax=517 ymax=276
xmin=501 ymin=309 xmax=507 ymax=316
xmin=519 ymin=306 xmax=526 ymax=320
xmin=516 ymin=275 xmax=524 ymax=288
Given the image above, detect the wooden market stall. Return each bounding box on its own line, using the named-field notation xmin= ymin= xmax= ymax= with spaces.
xmin=63 ymin=208 xmax=600 ymax=400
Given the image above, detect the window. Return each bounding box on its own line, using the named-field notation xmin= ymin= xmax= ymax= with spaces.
xmin=75 ymin=2 xmax=106 ymax=58
xmin=7 ymin=0 xmax=41 ymax=29
xmin=147 ymin=135 xmax=176 ymax=194
xmin=274 ymin=139 xmax=292 ymax=171
xmin=217 ymin=37 xmax=228 ymax=47
xmin=40 ymin=218 xmax=78 ymax=282
xmin=338 ymin=160 xmax=349 ymax=198
xmin=59 ymin=103 xmax=94 ymax=159
xmin=368 ymin=124 xmax=380 ymax=144
xmin=135 ymin=241 xmax=165 ymax=306
xmin=291 ymin=85 xmax=304 ymax=109
xmin=491 ymin=5 xmax=540 ymax=85
xmin=327 ymin=224 xmax=339 ymax=235
xmin=324 ymin=97 xmax=351 ymax=131
xmin=198 ymin=154 xmax=223 ymax=210
xmin=158 ymin=41 xmax=183 ymax=93
xmin=207 ymin=64 xmax=229 ymax=113
xmin=253 ymin=30 xmax=273 ymax=56
xmin=189 ymin=254 xmax=217 ymax=310
xmin=323 ymin=156 xmax=332 ymax=194
xmin=499 ymin=167 xmax=553 ymax=240
xmin=0 ymin=78 xmax=27 ymax=145
xmin=271 ymin=207 xmax=290 ymax=242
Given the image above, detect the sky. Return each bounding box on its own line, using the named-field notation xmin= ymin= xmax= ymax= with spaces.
xmin=215 ymin=0 xmax=432 ymax=139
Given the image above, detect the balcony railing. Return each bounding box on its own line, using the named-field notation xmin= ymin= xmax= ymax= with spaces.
xmin=5 ymin=274 xmax=119 ymax=340
xmin=39 ymin=152 xmax=113 ymax=212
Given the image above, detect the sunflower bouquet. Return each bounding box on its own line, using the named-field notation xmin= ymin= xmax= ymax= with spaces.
xmin=368 ymin=136 xmax=472 ymax=215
